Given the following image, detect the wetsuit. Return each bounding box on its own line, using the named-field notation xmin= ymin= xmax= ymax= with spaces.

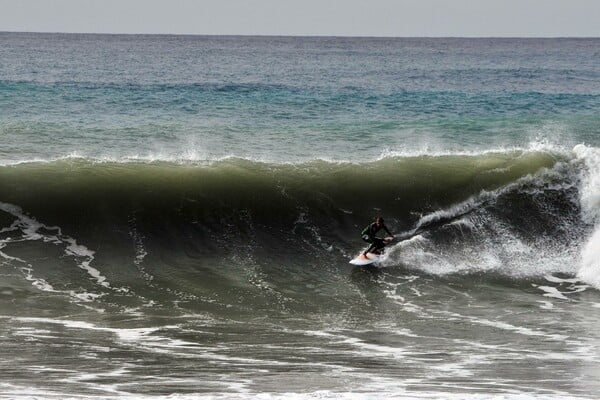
xmin=361 ymin=222 xmax=392 ymax=255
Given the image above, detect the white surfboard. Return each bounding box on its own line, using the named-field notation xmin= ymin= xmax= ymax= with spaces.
xmin=349 ymin=252 xmax=382 ymax=266
xmin=349 ymin=236 xmax=394 ymax=266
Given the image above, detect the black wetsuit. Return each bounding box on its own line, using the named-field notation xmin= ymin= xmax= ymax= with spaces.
xmin=361 ymin=222 xmax=392 ymax=254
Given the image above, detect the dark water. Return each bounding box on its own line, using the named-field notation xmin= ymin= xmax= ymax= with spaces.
xmin=1 ymin=33 xmax=600 ymax=399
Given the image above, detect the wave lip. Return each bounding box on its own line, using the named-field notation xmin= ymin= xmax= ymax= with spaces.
xmin=0 ymin=140 xmax=573 ymax=167
xmin=0 ymin=149 xmax=565 ymax=224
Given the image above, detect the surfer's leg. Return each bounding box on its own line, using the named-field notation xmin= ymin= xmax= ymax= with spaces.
xmin=364 ymin=243 xmax=376 ymax=255
xmin=362 ymin=235 xmax=375 ymax=255
xmin=373 ymin=238 xmax=385 ymax=254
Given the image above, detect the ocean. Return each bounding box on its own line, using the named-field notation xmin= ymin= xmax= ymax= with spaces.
xmin=1 ymin=32 xmax=600 ymax=399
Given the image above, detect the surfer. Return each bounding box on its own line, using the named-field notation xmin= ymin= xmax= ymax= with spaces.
xmin=361 ymin=217 xmax=393 ymax=256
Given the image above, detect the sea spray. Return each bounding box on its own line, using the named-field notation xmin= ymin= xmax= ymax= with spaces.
xmin=574 ymin=144 xmax=600 ymax=288
xmin=580 ymin=229 xmax=600 ymax=288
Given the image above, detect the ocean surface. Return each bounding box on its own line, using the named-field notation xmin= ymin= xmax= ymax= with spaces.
xmin=1 ymin=32 xmax=600 ymax=399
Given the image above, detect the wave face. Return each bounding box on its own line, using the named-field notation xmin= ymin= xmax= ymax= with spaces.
xmin=1 ymin=148 xmax=595 ymax=304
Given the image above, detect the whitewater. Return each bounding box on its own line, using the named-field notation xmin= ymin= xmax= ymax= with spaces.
xmin=1 ymin=33 xmax=600 ymax=399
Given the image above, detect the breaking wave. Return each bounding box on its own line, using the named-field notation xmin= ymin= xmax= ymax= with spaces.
xmin=0 ymin=145 xmax=598 ymax=307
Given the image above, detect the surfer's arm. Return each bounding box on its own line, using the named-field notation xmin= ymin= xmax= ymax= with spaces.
xmin=383 ymin=224 xmax=393 ymax=236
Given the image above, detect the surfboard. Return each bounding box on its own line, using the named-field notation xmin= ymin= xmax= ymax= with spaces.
xmin=349 ymin=252 xmax=382 ymax=266
xmin=350 ymin=236 xmax=394 ymax=266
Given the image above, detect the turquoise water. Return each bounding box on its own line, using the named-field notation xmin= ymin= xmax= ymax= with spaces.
xmin=1 ymin=33 xmax=600 ymax=399
xmin=1 ymin=34 xmax=599 ymax=162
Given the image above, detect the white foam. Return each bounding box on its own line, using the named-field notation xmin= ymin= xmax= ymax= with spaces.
xmin=578 ymin=228 xmax=600 ymax=288
xmin=127 ymin=215 xmax=162 ymax=306
xmin=0 ymin=245 xmax=56 ymax=292
xmin=0 ymin=388 xmax=582 ymax=400
xmin=413 ymin=195 xmax=487 ymax=232
xmin=436 ymin=310 xmax=569 ymax=341
xmin=544 ymin=274 xmax=579 ymax=284
xmin=1 ymin=232 xmax=77 ymax=298
xmin=376 ymin=139 xmax=570 ymax=162
xmin=0 ymin=201 xmax=116 ymax=298
xmin=573 ymin=145 xmax=600 ymax=289
xmin=379 ymin=152 xmax=593 ymax=279
xmin=536 ymin=286 xmax=569 ymax=300
xmin=14 ymin=316 xmax=175 ymax=343
xmin=63 ymin=238 xmax=111 ymax=288
xmin=538 ymin=300 xmax=555 ymax=310
xmin=573 ymin=144 xmax=600 ymax=222
xmin=0 ymin=139 xmax=573 ymax=167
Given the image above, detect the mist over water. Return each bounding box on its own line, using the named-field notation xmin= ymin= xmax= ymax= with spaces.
xmin=1 ymin=33 xmax=600 ymax=399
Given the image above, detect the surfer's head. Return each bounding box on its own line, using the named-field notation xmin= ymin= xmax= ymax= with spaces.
xmin=376 ymin=217 xmax=384 ymax=226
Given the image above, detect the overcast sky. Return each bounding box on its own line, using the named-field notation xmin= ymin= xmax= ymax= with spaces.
xmin=1 ymin=0 xmax=599 ymax=37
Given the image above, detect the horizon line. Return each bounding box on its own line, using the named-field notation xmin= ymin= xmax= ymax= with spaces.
xmin=2 ymin=30 xmax=599 ymax=40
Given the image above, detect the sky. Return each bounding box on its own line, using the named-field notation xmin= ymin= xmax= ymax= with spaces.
xmin=0 ymin=0 xmax=599 ymax=37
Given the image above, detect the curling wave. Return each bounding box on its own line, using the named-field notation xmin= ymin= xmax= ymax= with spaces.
xmin=0 ymin=146 xmax=598 ymax=303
